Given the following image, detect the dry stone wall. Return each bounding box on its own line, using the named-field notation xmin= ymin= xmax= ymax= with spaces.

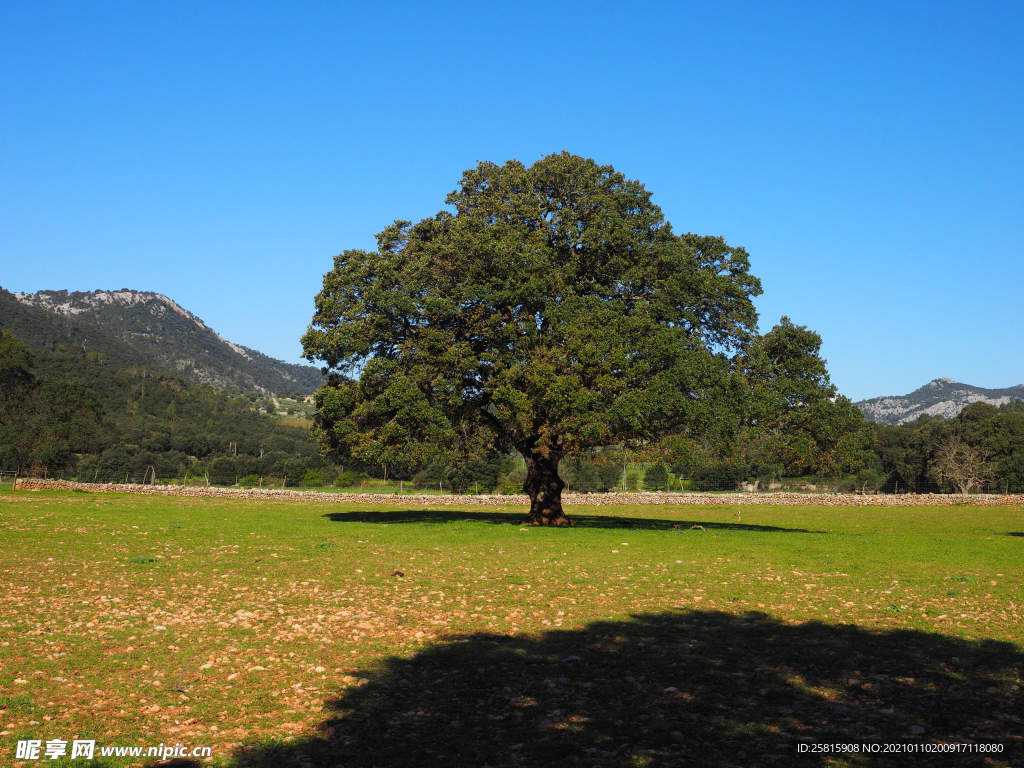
xmin=9 ymin=478 xmax=1024 ymax=507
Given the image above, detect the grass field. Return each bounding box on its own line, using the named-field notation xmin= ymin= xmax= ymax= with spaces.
xmin=0 ymin=490 xmax=1021 ymax=767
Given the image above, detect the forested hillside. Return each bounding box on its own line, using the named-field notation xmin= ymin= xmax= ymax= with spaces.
xmin=0 ymin=287 xmax=323 ymax=395
xmin=0 ymin=330 xmax=336 ymax=485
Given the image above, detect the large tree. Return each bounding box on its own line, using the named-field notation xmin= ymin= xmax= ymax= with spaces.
xmin=302 ymin=153 xmax=761 ymax=524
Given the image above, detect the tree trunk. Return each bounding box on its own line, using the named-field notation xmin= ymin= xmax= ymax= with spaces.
xmin=521 ymin=451 xmax=573 ymax=526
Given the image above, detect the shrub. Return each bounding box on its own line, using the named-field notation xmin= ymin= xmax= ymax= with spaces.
xmin=334 ymin=470 xmax=358 ymax=487
xmin=302 ymin=469 xmax=325 ymax=487
xmin=208 ymin=456 xmax=236 ymax=485
xmin=238 ymin=474 xmax=261 ymax=487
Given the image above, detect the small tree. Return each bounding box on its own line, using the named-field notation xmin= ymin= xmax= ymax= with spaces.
xmin=644 ymin=464 xmax=669 ymax=491
xmin=929 ymin=434 xmax=992 ymax=495
xmin=303 ymin=153 xmax=761 ymax=525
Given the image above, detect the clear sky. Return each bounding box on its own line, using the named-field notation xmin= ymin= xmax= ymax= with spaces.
xmin=2 ymin=1 xmax=1021 ymax=401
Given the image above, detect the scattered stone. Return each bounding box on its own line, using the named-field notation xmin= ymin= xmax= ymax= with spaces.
xmin=909 ymin=725 xmax=925 ymax=735
xmin=18 ymin=478 xmax=1024 ymax=507
xmin=561 ymin=655 xmax=581 ymax=663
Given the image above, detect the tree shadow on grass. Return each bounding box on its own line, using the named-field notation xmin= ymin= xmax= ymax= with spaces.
xmin=324 ymin=509 xmax=819 ymax=534
xmin=1006 ymin=533 xmax=1024 ymax=538
xmin=230 ymin=612 xmax=1023 ymax=768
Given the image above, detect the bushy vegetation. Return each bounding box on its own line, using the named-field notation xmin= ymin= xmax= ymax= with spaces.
xmin=0 ymin=330 xmax=332 ymax=483
xmin=5 ymin=321 xmax=1020 ymax=495
xmin=873 ymin=400 xmax=1024 ymax=493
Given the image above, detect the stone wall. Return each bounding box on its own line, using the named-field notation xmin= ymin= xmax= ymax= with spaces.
xmin=9 ymin=478 xmax=1024 ymax=507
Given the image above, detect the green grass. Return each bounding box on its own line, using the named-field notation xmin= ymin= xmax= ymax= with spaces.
xmin=0 ymin=490 xmax=1021 ymax=766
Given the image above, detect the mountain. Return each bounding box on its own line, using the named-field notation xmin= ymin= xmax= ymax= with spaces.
xmin=0 ymin=287 xmax=323 ymax=395
xmin=856 ymin=377 xmax=1024 ymax=425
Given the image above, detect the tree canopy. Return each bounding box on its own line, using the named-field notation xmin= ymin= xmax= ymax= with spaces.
xmin=738 ymin=317 xmax=872 ymax=477
xmin=654 ymin=317 xmax=873 ymax=487
xmin=0 ymin=330 xmax=102 ymax=476
xmin=303 ymin=153 xmax=762 ymax=524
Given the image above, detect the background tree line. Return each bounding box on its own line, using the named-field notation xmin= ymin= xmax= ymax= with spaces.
xmin=0 ymin=330 xmax=335 ymax=485
xmin=4 ymin=321 xmax=1019 ymax=494
xmin=872 ymin=400 xmax=1024 ymax=494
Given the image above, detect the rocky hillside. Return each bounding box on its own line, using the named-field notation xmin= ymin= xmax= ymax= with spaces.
xmin=856 ymin=377 xmax=1024 ymax=425
xmin=0 ymin=287 xmax=323 ymax=395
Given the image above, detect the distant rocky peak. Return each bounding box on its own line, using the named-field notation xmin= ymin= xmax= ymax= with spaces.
xmin=16 ymin=289 xmax=208 ymax=329
xmin=7 ymin=286 xmax=321 ymax=394
xmin=857 ymin=378 xmax=1024 ymax=425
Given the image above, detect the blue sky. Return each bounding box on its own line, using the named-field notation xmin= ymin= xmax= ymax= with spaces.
xmin=2 ymin=1 xmax=1021 ymax=401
